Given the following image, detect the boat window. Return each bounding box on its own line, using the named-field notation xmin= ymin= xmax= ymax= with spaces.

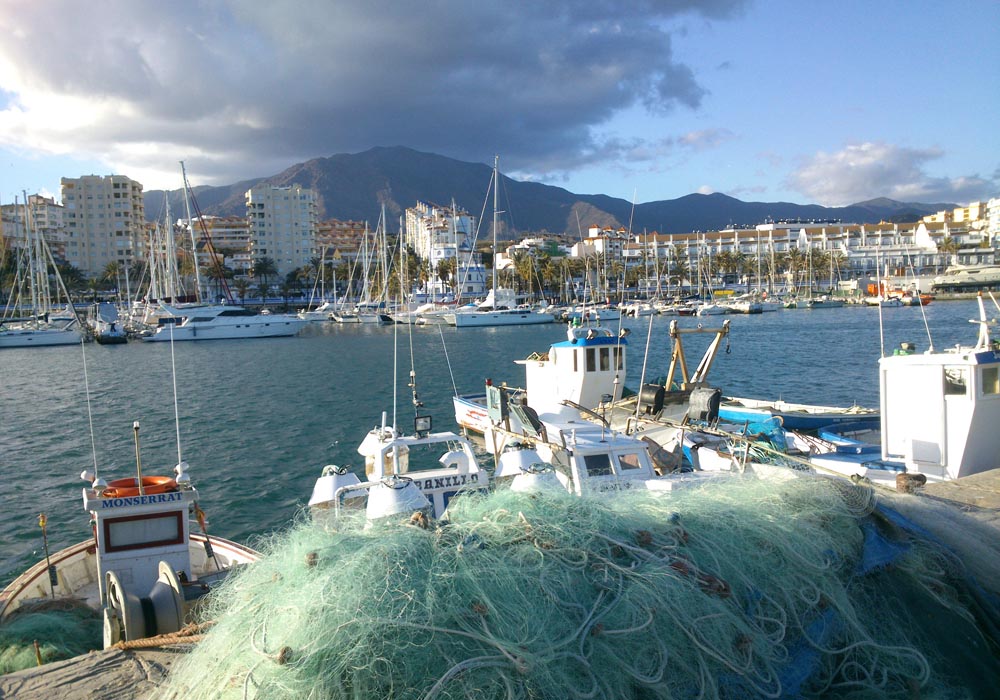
xmin=574 ymin=349 xmax=579 ymax=372
xmin=582 ymin=454 xmax=613 ymax=477
xmin=617 ymin=452 xmax=642 ymax=471
xmin=615 ymin=347 xmax=623 ymax=370
xmin=982 ymin=366 xmax=1000 ymax=395
xmin=600 ymin=347 xmax=610 ymax=371
xmin=104 ymin=512 xmax=183 ymax=552
xmin=190 ymin=316 xmax=214 ymax=323
xmin=944 ymin=367 xmax=967 ymax=396
xmin=586 ymin=349 xmax=596 ymax=372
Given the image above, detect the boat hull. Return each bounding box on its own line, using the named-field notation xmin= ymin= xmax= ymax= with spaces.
xmin=447 ymin=310 xmax=555 ymax=327
xmin=0 ymin=328 xmax=80 ymax=348
xmin=142 ymin=317 xmax=307 ymax=341
xmin=719 ymin=397 xmax=879 ymax=431
xmin=0 ymin=533 xmax=259 ymax=620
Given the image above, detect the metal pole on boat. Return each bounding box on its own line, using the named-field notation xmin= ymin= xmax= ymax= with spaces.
xmin=132 ymin=420 xmax=146 ymax=496
xmin=38 ymin=513 xmax=56 ymax=598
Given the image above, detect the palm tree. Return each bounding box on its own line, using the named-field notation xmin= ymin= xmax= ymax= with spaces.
xmin=252 ymin=256 xmax=277 ymax=296
xmin=233 ymin=277 xmax=252 ymax=305
xmin=102 ymin=261 xmax=123 ymax=292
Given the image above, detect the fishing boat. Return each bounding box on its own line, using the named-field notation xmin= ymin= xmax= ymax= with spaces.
xmin=308 ymin=413 xmax=486 ymax=521
xmin=454 ymin=322 xmax=631 ymax=436
xmin=0 ymin=426 xmax=258 ymax=650
xmin=718 ymin=396 xmax=878 ymax=431
xmin=141 ymin=303 xmax=307 ymax=341
xmin=799 ymin=294 xmax=1000 ymax=487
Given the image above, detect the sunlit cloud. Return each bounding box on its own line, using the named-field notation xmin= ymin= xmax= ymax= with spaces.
xmin=788 ymin=142 xmax=997 ymax=206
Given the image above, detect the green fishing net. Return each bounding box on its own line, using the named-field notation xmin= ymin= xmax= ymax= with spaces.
xmin=157 ymin=476 xmax=988 ymax=699
xmin=0 ymin=599 xmax=101 ymax=674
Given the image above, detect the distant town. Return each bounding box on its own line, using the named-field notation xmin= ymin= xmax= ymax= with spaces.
xmin=1 ymin=174 xmax=999 ymax=302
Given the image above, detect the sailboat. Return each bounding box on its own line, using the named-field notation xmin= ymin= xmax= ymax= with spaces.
xmin=0 ymin=196 xmax=82 ymax=348
xmin=444 ymin=156 xmax=555 ymax=328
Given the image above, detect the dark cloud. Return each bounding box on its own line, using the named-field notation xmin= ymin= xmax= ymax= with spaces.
xmin=0 ymin=0 xmax=747 ymax=186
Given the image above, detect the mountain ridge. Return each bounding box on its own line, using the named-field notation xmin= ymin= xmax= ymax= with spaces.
xmin=143 ymin=146 xmax=957 ymax=238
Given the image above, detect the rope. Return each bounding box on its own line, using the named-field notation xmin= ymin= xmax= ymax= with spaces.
xmin=112 ymin=621 xmax=214 ymax=650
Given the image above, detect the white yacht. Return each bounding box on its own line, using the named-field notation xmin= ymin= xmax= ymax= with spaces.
xmin=142 ymin=303 xmax=307 ymax=342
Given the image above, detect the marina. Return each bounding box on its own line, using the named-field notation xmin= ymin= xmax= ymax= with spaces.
xmin=2 ymin=299 xmax=1000 ymax=697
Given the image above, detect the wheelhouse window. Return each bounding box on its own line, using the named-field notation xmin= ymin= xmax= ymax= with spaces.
xmin=982 ymin=366 xmax=999 ymax=395
xmin=617 ymin=452 xmax=642 ymax=471
xmin=104 ymin=512 xmax=183 ymax=552
xmin=600 ymin=347 xmax=610 ymax=371
xmin=944 ymin=367 xmax=968 ymax=396
xmin=586 ymin=348 xmax=596 ymax=372
xmin=582 ymin=454 xmax=613 ymax=477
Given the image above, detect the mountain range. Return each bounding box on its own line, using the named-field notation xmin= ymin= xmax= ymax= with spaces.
xmin=143 ymin=146 xmax=956 ymax=238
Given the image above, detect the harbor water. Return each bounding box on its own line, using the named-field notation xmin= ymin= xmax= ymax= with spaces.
xmin=0 ymin=300 xmax=990 ymax=587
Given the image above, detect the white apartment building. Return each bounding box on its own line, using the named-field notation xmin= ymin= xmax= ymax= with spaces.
xmin=0 ymin=195 xmax=69 ymax=261
xmin=60 ymin=175 xmax=144 ymax=275
xmin=404 ymin=200 xmax=485 ymax=298
xmin=245 ymin=184 xmax=318 ymax=278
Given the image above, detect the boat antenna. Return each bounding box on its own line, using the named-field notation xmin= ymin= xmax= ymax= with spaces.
xmin=169 ymin=322 xmax=184 ymax=465
xmin=633 ymin=312 xmax=656 ymax=425
xmin=402 ymin=237 xmax=424 ymax=414
xmin=80 ymin=336 xmax=100 ymax=479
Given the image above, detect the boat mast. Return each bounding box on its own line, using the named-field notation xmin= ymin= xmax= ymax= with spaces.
xmin=492 ymin=155 xmax=499 ymax=295
xmin=179 ymin=161 xmax=203 ymax=303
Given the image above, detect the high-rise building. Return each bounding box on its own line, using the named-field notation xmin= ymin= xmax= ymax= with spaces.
xmin=245 ymin=184 xmax=318 ymax=278
xmin=60 ymin=175 xmax=144 ymax=275
xmin=404 ymin=201 xmax=484 ymax=298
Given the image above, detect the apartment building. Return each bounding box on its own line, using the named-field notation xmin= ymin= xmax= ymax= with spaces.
xmin=245 ymin=184 xmax=318 ymax=277
xmin=404 ymin=200 xmax=484 ymax=298
xmin=0 ymin=195 xmax=69 ymax=261
xmin=60 ymin=175 xmax=144 ymax=275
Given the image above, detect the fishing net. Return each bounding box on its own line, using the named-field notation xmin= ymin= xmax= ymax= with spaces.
xmin=158 ymin=476 xmax=988 ymax=700
xmin=0 ymin=598 xmax=101 ymax=673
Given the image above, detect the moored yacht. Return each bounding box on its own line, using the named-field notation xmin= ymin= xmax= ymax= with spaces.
xmin=142 ymin=303 xmax=307 ymax=341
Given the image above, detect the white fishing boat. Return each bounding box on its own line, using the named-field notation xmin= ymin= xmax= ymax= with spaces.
xmin=454 ymin=323 xmax=631 ymax=436
xmin=0 ymin=463 xmax=259 ymax=648
xmin=141 ymin=303 xmax=307 ymax=341
xmin=308 ymin=413 xmax=486 ymax=521
xmin=800 ymin=294 xmax=1000 ymax=487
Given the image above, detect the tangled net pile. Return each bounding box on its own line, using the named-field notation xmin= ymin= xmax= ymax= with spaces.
xmin=0 ymin=599 xmax=100 ymax=673
xmin=159 ymin=477 xmax=979 ymax=700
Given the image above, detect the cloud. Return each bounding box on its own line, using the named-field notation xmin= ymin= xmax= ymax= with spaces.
xmin=0 ymin=0 xmax=747 ymax=189
xmin=788 ymin=142 xmax=998 ymax=206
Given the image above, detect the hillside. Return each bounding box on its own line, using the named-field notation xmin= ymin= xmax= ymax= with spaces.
xmin=143 ymin=146 xmax=955 ymax=238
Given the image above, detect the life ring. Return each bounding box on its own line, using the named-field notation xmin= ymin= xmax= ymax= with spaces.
xmin=103 ymin=476 xmax=178 ymax=498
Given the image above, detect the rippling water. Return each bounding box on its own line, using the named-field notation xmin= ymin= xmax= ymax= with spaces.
xmin=0 ymin=300 xmax=987 ymax=585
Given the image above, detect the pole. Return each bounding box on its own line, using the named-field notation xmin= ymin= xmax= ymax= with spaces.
xmin=132 ymin=420 xmax=146 ymax=495
xmin=39 ymin=513 xmax=56 ymax=598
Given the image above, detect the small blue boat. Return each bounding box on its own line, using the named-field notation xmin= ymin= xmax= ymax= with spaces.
xmin=718 ymin=396 xmax=879 ymax=431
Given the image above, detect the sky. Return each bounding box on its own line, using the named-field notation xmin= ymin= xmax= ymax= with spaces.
xmin=0 ymin=0 xmax=997 ymax=208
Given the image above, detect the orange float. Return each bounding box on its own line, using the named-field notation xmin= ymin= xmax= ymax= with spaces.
xmin=102 ymin=475 xmax=178 ymax=498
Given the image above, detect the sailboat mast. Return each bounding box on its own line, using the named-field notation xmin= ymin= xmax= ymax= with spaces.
xmin=179 ymin=161 xmax=203 ymax=302
xmin=492 ymin=155 xmax=499 ymax=294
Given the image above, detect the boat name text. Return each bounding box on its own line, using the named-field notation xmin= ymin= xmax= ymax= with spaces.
xmin=100 ymin=492 xmax=184 ymax=509
xmin=417 ymin=473 xmax=480 ymax=491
